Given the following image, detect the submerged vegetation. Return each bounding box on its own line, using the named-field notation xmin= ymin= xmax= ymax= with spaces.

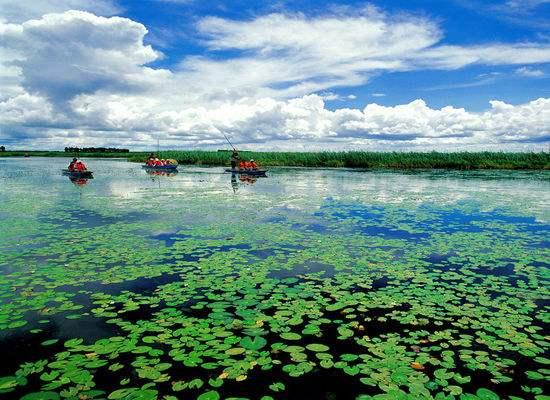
xmin=0 ymin=158 xmax=548 ymax=400
xmin=1 ymin=150 xmax=549 ymax=169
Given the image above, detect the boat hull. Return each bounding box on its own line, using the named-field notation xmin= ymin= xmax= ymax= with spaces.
xmin=62 ymin=169 xmax=93 ymax=178
xmin=142 ymin=165 xmax=178 ymax=171
xmin=225 ymin=169 xmax=268 ymax=176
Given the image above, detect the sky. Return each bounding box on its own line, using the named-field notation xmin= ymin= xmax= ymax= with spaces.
xmin=0 ymin=0 xmax=549 ymax=151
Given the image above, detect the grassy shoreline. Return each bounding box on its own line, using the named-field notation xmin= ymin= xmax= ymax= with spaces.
xmin=1 ymin=150 xmax=549 ymax=170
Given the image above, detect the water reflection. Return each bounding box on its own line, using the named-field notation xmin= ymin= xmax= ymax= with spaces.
xmin=0 ymin=158 xmax=549 ymax=221
xmin=145 ymin=169 xmax=178 ymax=177
xmin=69 ymin=177 xmax=91 ymax=186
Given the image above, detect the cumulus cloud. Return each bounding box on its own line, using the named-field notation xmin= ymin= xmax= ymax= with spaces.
xmin=3 ymin=93 xmax=549 ymax=149
xmin=0 ymin=11 xmax=169 ymax=105
xmin=0 ymin=0 xmax=119 ymax=23
xmin=0 ymin=8 xmax=549 ymax=150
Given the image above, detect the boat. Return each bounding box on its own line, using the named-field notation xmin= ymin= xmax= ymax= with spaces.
xmin=225 ymin=168 xmax=268 ymax=176
xmin=142 ymin=164 xmax=178 ymax=171
xmin=62 ymin=169 xmax=93 ymax=178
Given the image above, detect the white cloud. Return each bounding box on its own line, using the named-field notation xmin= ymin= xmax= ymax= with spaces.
xmin=0 ymin=8 xmax=549 ymax=150
xmin=504 ymin=0 xmax=550 ymax=11
xmin=515 ymin=66 xmax=545 ymax=77
xmin=3 ymin=93 xmax=549 ymax=150
xmin=0 ymin=0 xmax=119 ymax=23
xmin=372 ymin=93 xmax=386 ymax=97
xmin=0 ymin=11 xmax=169 ymax=105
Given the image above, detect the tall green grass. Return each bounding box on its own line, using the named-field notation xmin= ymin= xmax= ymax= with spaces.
xmin=2 ymin=150 xmax=548 ymax=169
xmin=129 ymin=150 xmax=550 ymax=170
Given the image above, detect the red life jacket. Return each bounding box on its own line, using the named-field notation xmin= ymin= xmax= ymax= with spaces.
xmin=75 ymin=161 xmax=86 ymax=171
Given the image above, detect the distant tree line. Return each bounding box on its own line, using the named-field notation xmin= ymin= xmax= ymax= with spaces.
xmin=0 ymin=146 xmax=5 ymax=152
xmin=64 ymin=147 xmax=129 ymax=153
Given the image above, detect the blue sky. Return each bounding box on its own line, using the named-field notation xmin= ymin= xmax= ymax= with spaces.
xmin=0 ymin=0 xmax=549 ymax=150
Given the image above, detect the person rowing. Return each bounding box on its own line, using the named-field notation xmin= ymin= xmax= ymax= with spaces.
xmin=68 ymin=158 xmax=77 ymax=171
xmin=230 ymin=150 xmax=240 ymax=170
xmin=68 ymin=158 xmax=87 ymax=172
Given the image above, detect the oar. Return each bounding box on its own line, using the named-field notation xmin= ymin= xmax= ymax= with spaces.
xmin=223 ymin=133 xmax=236 ymax=151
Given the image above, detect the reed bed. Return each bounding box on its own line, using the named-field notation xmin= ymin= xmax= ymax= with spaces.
xmin=129 ymin=150 xmax=550 ymax=170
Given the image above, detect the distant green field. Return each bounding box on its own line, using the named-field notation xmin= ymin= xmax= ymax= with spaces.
xmin=1 ymin=150 xmax=549 ymax=169
xmin=0 ymin=151 xmax=136 ymax=159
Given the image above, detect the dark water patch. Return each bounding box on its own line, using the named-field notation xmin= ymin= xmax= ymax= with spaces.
xmin=291 ymin=222 xmax=334 ymax=234
xmin=55 ymin=272 xmax=185 ymax=299
xmin=423 ymin=208 xmax=549 ymax=235
xmin=248 ymin=248 xmax=279 ymax=259
xmin=276 ymin=367 xmax=371 ymax=400
xmin=217 ymin=243 xmax=251 ymax=252
xmin=425 ymin=252 xmax=454 ymax=266
xmin=473 ymin=263 xmax=517 ymax=277
xmin=0 ymin=313 xmax=121 ymax=377
xmin=527 ymin=240 xmax=550 ymax=249
xmin=261 ymin=215 xmax=287 ymax=223
xmin=268 ymin=261 xmax=336 ymax=279
xmin=150 ymin=232 xmax=192 ymax=246
xmin=372 ymin=276 xmax=389 ymax=289
xmin=359 ymin=225 xmax=430 ymax=240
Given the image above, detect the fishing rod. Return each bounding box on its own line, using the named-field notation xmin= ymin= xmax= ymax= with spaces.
xmin=223 ymin=133 xmax=236 ymax=151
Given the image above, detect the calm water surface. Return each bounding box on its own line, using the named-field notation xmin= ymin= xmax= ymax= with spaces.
xmin=0 ymin=157 xmax=548 ymax=400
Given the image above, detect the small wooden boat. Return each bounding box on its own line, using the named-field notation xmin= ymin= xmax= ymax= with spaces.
xmin=142 ymin=164 xmax=178 ymax=171
xmin=62 ymin=169 xmax=93 ymax=178
xmin=225 ymin=168 xmax=268 ymax=176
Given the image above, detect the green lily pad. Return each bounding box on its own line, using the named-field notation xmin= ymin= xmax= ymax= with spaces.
xmin=306 ymin=343 xmax=329 ymax=352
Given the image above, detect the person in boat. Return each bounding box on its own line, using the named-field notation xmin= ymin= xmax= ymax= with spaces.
xmin=244 ymin=160 xmax=254 ymax=170
xmin=230 ymin=150 xmax=240 ymax=170
xmin=68 ymin=158 xmax=78 ymax=171
xmin=239 ymin=160 xmax=247 ymax=170
xmin=249 ymin=159 xmax=258 ymax=170
xmin=146 ymin=153 xmax=157 ymax=166
xmin=75 ymin=160 xmax=87 ymax=171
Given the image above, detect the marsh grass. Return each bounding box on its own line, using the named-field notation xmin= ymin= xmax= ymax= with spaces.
xmin=2 ymin=150 xmax=548 ymax=169
xmin=132 ymin=150 xmax=550 ymax=169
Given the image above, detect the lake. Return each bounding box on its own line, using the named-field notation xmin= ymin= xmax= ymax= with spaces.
xmin=0 ymin=157 xmax=548 ymax=400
